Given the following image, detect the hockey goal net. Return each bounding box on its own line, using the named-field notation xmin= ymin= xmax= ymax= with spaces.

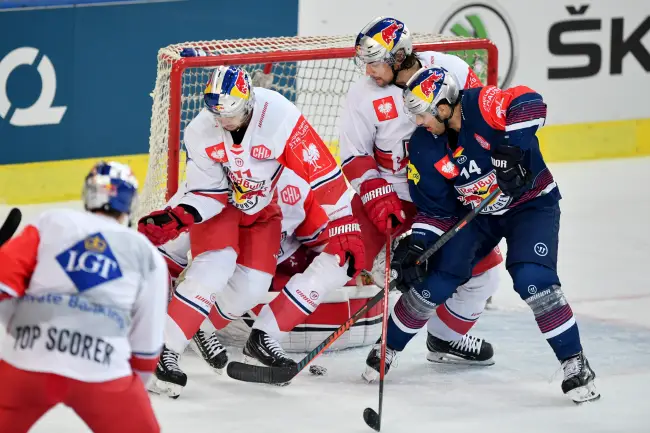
xmin=137 ymin=34 xmax=498 ymax=219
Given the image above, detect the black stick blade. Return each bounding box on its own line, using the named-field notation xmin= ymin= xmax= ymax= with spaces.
xmin=363 ymin=407 xmax=381 ymax=431
xmin=0 ymin=208 xmax=22 ymax=247
xmin=226 ymin=361 xmax=297 ymax=385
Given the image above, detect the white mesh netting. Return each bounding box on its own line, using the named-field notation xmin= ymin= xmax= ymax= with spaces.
xmin=137 ymin=34 xmax=494 ymax=219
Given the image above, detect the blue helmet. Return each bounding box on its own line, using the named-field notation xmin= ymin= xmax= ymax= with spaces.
xmin=83 ymin=161 xmax=138 ymax=215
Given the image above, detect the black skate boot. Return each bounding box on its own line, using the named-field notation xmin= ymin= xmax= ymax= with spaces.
xmin=362 ymin=340 xmax=398 ymax=383
xmin=243 ymin=329 xmax=297 ymax=369
xmin=149 ymin=345 xmax=187 ymax=399
xmin=561 ymin=352 xmax=600 ymax=404
xmin=426 ymin=333 xmax=495 ymax=365
xmin=192 ymin=329 xmax=228 ymax=373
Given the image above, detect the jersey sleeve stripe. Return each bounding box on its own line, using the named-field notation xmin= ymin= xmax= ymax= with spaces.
xmin=505 ymin=118 xmax=546 ymax=132
xmin=0 ymin=282 xmax=19 ymax=298
xmin=412 ymin=213 xmax=459 ymax=234
xmin=310 ymin=167 xmax=343 ymax=189
xmin=341 ymin=155 xmax=379 ymax=183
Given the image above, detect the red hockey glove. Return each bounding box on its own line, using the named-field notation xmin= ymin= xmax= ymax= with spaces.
xmin=324 ymin=215 xmax=366 ymax=278
xmin=359 ymin=177 xmax=406 ymax=234
xmin=138 ymin=206 xmax=196 ymax=246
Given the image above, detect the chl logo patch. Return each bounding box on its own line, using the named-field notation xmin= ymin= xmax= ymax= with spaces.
xmin=251 ymin=144 xmax=271 ymax=160
xmin=280 ymin=184 xmax=301 ymax=205
xmin=56 ymin=233 xmax=122 ymax=292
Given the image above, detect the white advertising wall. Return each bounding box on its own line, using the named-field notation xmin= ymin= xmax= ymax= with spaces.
xmin=299 ymin=0 xmax=650 ymax=126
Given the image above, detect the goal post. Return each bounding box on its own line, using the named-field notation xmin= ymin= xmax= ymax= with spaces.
xmin=138 ymin=34 xmax=498 ymax=219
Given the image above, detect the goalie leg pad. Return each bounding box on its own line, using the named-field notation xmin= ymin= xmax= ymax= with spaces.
xmin=254 ymin=252 xmax=349 ymax=339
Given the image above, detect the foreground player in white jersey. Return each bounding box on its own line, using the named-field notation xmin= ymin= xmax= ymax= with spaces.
xmin=340 ymin=17 xmax=503 ymax=373
xmin=0 ymin=161 xmax=167 ymax=433
xmin=139 ymin=66 xmax=364 ymax=397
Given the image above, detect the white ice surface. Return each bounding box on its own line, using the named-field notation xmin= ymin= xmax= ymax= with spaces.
xmin=1 ymin=157 xmax=649 ymax=433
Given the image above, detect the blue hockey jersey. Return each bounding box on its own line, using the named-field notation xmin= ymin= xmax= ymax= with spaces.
xmin=407 ymin=85 xmax=561 ymax=232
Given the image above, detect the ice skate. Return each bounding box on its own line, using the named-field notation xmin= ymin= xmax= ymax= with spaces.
xmin=362 ymin=341 xmax=398 ymax=383
xmin=192 ymin=329 xmax=228 ymax=373
xmin=243 ymin=329 xmax=296 ymax=386
xmin=426 ymin=333 xmax=495 ymax=365
xmin=243 ymin=329 xmax=297 ymax=369
xmin=561 ymin=352 xmax=600 ymax=404
xmin=148 ymin=345 xmax=187 ymax=399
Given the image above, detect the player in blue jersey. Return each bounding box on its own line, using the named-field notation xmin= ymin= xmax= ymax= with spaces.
xmin=362 ymin=66 xmax=599 ymax=403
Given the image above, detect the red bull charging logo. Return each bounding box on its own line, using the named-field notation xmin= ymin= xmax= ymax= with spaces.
xmin=230 ymin=70 xmax=250 ymax=100
xmin=411 ymin=69 xmax=444 ymax=103
xmin=372 ymin=20 xmax=403 ymax=50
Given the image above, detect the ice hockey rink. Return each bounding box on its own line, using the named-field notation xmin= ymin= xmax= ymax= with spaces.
xmin=2 ymin=156 xmax=649 ymax=433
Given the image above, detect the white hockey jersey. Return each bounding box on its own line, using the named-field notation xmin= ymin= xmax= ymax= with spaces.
xmin=0 ymin=209 xmax=168 ymax=383
xmin=339 ymin=51 xmax=482 ymax=201
xmin=179 ymin=87 xmax=350 ymax=223
xmin=275 ymin=168 xmax=332 ymax=263
xmin=159 ymin=167 xmax=335 ymax=268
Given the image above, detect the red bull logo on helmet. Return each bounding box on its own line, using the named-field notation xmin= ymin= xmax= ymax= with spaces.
xmin=371 ymin=19 xmax=403 ymax=50
xmin=229 ymin=69 xmax=250 ymax=100
xmin=410 ymin=68 xmax=444 ymax=104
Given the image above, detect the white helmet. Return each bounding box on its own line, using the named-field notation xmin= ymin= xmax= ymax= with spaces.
xmin=403 ymin=66 xmax=460 ymax=117
xmin=203 ymin=66 xmax=254 ymax=118
xmin=355 ymin=17 xmax=413 ymax=66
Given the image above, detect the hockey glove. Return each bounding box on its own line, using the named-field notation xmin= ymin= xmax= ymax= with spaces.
xmin=324 ymin=215 xmax=365 ymax=278
xmin=138 ymin=205 xmax=197 ymax=246
xmin=491 ymin=142 xmax=532 ymax=199
xmin=359 ymin=177 xmax=406 ymax=235
xmin=390 ymin=236 xmax=428 ymax=293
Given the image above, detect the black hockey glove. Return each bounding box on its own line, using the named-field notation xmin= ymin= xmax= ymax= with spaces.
xmin=491 ymin=141 xmax=532 ymax=199
xmin=390 ymin=236 xmax=428 ymax=293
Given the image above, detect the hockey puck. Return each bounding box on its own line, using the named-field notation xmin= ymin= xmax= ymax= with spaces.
xmin=309 ymin=364 xmax=327 ymax=376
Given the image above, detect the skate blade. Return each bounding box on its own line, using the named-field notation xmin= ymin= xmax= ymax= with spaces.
xmin=426 ymin=351 xmax=495 ymax=366
xmin=362 ymin=366 xmax=379 ymax=383
xmin=566 ymin=381 xmax=601 ymax=404
xmin=243 ymin=355 xmax=292 ymax=387
xmin=148 ymin=378 xmax=184 ymax=399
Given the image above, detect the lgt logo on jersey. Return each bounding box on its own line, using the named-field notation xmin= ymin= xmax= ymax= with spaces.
xmin=205 ymin=142 xmax=228 ymax=163
xmin=251 ymin=144 xmax=271 ymax=160
xmin=280 ymin=185 xmax=301 ymax=205
xmin=56 ymin=233 xmax=122 ymax=292
xmin=372 ymin=96 xmax=398 ymax=121
xmin=434 ymin=155 xmax=459 ymax=179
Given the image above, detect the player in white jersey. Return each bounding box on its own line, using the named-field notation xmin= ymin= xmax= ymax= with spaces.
xmin=155 ymin=168 xmax=346 ymax=379
xmin=339 ymin=17 xmax=503 ymax=375
xmin=0 ymin=161 xmax=166 ymax=433
xmin=138 ymin=65 xmax=364 ymax=397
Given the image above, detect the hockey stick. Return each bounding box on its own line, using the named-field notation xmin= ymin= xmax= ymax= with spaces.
xmin=0 ymin=208 xmax=22 ymax=247
xmin=362 ymin=220 xmax=392 ymax=431
xmin=226 ymin=187 xmax=502 ymax=386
